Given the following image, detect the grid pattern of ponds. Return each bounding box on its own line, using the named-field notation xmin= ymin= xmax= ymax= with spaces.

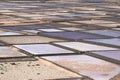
xmin=0 ymin=0 xmax=120 ymax=80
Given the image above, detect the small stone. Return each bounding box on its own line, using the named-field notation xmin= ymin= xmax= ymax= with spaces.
xmin=36 ymin=64 xmax=40 ymax=66
xmin=37 ymin=73 xmax=40 ymax=75
xmin=27 ymin=65 xmax=30 ymax=67
xmin=10 ymin=63 xmax=16 ymax=65
xmin=1 ymin=72 xmax=4 ymax=74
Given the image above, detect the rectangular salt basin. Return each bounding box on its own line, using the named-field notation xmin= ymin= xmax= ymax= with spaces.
xmin=2 ymin=8 xmax=25 ymax=10
xmin=42 ymin=55 xmax=120 ymax=80
xmin=38 ymin=32 xmax=107 ymax=40
xmin=54 ymin=42 xmax=118 ymax=51
xmin=84 ymin=38 xmax=120 ymax=47
xmin=0 ymin=26 xmax=29 ymax=31
xmin=14 ymin=5 xmax=36 ymax=7
xmin=14 ymin=44 xmax=74 ymax=55
xmin=57 ymin=22 xmax=80 ymax=26
xmin=84 ymin=30 xmax=120 ymax=37
xmin=1 ymin=12 xmax=18 ymax=15
xmin=77 ymin=11 xmax=106 ymax=15
xmin=96 ymin=23 xmax=120 ymax=28
xmin=0 ymin=10 xmax=14 ymax=12
xmin=45 ymin=17 xmax=73 ymax=21
xmin=0 ymin=32 xmax=23 ymax=36
xmin=112 ymin=28 xmax=120 ymax=31
xmin=16 ymin=14 xmax=43 ymax=17
xmin=0 ymin=25 xmax=49 ymax=30
xmin=73 ymin=20 xmax=117 ymax=24
xmin=59 ymin=13 xmax=92 ymax=17
xmin=59 ymin=27 xmax=84 ymax=31
xmin=91 ymin=50 xmax=120 ymax=64
xmin=42 ymin=23 xmax=69 ymax=28
xmin=22 ymin=30 xmax=40 ymax=34
xmin=0 ymin=46 xmax=27 ymax=57
xmin=0 ymin=36 xmax=64 ymax=44
xmin=38 ymin=29 xmax=64 ymax=32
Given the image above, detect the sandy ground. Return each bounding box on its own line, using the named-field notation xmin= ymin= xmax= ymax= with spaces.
xmin=0 ymin=58 xmax=80 ymax=80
